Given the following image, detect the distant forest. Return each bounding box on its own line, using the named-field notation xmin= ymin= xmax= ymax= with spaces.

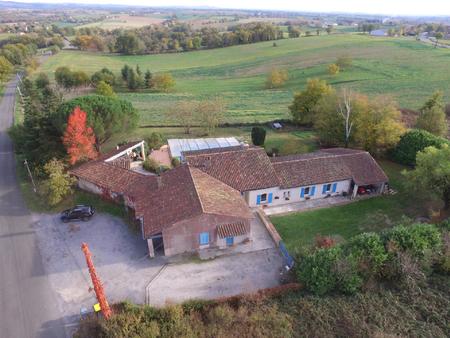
xmin=71 ymin=22 xmax=285 ymax=55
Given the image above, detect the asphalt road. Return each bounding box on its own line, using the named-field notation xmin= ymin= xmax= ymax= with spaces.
xmin=0 ymin=77 xmax=66 ymax=338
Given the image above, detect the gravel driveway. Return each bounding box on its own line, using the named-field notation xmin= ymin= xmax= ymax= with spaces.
xmin=34 ymin=211 xmax=283 ymax=323
xmin=33 ymin=213 xmax=165 ymax=325
xmin=147 ymin=248 xmax=283 ymax=306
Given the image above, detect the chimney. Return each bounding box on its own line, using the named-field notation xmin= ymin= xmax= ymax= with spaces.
xmin=156 ymin=176 xmax=162 ymax=189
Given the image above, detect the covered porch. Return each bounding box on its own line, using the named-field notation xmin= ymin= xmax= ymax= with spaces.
xmin=350 ymin=182 xmax=387 ymax=199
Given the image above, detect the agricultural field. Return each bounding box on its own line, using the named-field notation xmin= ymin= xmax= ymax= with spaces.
xmin=76 ymin=14 xmax=165 ymax=29
xmin=39 ymin=34 xmax=450 ymax=127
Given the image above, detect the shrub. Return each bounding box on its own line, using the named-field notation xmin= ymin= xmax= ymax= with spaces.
xmin=151 ymin=73 xmax=175 ymax=92
xmin=42 ymin=158 xmax=75 ymax=205
xmin=265 ymin=68 xmax=288 ymax=89
xmin=142 ymin=158 xmax=160 ymax=173
xmin=384 ymin=223 xmax=442 ymax=258
xmin=171 ymin=157 xmax=180 ymax=167
xmin=346 ymin=232 xmax=388 ymax=276
xmin=146 ymin=132 xmax=164 ymax=150
xmin=251 ymin=126 xmax=266 ymax=146
xmin=91 ymin=67 xmax=116 ymax=86
xmin=297 ymin=247 xmax=341 ymax=295
xmin=334 ymin=255 xmax=363 ymax=294
xmin=95 ymin=81 xmax=116 ymax=97
xmin=328 ymin=63 xmax=340 ymax=75
xmin=389 ymin=129 xmax=449 ymax=166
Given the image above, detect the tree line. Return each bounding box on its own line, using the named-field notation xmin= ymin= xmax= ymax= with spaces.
xmin=71 ymin=22 xmax=284 ymax=55
xmin=53 ymin=65 xmax=176 ymax=93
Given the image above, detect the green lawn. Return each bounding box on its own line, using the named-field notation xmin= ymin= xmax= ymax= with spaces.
xmin=38 ymin=34 xmax=450 ymax=126
xmin=270 ymin=160 xmax=435 ymax=251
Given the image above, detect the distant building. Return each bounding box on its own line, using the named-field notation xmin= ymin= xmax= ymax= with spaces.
xmin=370 ymin=29 xmax=388 ymax=37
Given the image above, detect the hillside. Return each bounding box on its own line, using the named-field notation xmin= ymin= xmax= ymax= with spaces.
xmin=39 ymin=34 xmax=450 ymax=126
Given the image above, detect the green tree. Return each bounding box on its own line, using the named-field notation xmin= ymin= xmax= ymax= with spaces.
xmin=390 ymin=129 xmax=449 ymax=166
xmin=146 ymin=132 xmax=164 ymax=150
xmin=115 ymin=33 xmax=144 ymax=54
xmin=144 ymin=70 xmax=153 ymax=88
xmin=55 ymin=66 xmax=74 ymax=89
xmin=91 ymin=68 xmax=116 ymax=86
xmin=434 ymin=32 xmax=444 ymax=47
xmin=43 ymin=158 xmax=75 ymax=206
xmin=35 ymin=72 xmax=50 ymax=89
xmin=251 ymin=126 xmax=266 ymax=146
xmin=416 ymin=91 xmax=447 ymax=137
xmin=54 ymin=95 xmax=139 ymax=151
xmin=403 ymin=145 xmax=450 ymax=210
xmin=126 ymin=68 xmax=139 ymax=90
xmin=289 ymin=78 xmax=333 ymax=125
xmin=121 ymin=64 xmax=130 ymax=82
xmin=0 ymin=55 xmax=13 ymax=82
xmin=95 ymin=81 xmax=116 ymax=97
xmin=353 ymin=96 xmax=405 ymax=155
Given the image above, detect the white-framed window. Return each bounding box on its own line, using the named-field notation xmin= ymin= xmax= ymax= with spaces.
xmin=304 ymin=187 xmax=310 ymax=195
xmin=260 ymin=193 xmax=267 ymax=202
xmin=325 ymin=184 xmax=332 ymax=192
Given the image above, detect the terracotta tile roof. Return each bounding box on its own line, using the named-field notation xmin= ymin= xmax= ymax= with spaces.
xmin=272 ymin=154 xmax=353 ymax=188
xmin=140 ymin=165 xmax=252 ymax=238
xmin=217 ymin=222 xmax=249 ymax=239
xmin=186 ymin=147 xmax=280 ymax=192
xmin=322 ymin=149 xmax=389 ymax=186
xmin=70 ymin=160 xmax=147 ymax=193
xmin=272 ymin=148 xmax=388 ymax=188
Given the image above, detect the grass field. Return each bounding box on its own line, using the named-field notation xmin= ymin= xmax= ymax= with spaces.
xmin=270 ymin=160 xmax=437 ymax=251
xmin=39 ymin=34 xmax=450 ymax=126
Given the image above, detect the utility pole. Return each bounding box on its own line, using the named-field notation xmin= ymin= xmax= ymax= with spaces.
xmin=81 ymin=243 xmax=112 ymax=320
xmin=23 ymin=159 xmax=37 ymax=193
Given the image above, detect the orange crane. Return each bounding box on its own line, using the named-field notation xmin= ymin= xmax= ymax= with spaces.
xmin=81 ymin=242 xmax=112 ymax=319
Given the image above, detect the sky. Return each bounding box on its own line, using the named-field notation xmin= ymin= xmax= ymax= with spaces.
xmin=13 ymin=0 xmax=450 ymax=16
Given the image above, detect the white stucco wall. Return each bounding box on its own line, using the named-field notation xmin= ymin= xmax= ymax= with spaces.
xmin=78 ymin=178 xmax=103 ymax=195
xmin=245 ymin=179 xmax=352 ymax=207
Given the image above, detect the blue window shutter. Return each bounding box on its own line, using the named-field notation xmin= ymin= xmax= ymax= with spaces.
xmin=310 ymin=186 xmax=316 ymax=196
xmin=332 ymin=183 xmax=337 ymax=192
xmin=199 ymin=232 xmax=209 ymax=245
xmin=268 ymin=193 xmax=273 ymax=203
xmin=256 ymin=195 xmax=261 ymax=205
xmin=300 ymin=188 xmax=305 ymax=198
xmin=322 ymin=185 xmax=327 ymax=194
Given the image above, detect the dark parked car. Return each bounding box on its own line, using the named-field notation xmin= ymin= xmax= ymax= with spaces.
xmin=61 ymin=205 xmax=95 ymax=222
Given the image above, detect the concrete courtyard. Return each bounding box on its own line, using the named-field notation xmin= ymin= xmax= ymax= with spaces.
xmin=33 ymin=211 xmax=283 ymax=325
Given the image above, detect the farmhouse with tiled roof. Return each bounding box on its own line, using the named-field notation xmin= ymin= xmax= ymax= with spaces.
xmin=71 ymin=140 xmax=388 ymax=257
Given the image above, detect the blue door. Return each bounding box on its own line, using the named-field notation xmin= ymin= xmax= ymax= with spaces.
xmin=226 ymin=236 xmax=234 ymax=246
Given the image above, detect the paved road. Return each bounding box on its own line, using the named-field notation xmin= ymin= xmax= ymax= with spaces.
xmin=0 ymin=77 xmax=66 ymax=338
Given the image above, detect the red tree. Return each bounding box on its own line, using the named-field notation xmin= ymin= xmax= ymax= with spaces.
xmin=62 ymin=106 xmax=97 ymax=165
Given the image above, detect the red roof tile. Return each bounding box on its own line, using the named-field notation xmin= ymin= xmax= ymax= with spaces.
xmin=138 ymin=165 xmax=252 ymax=238
xmin=186 ymin=147 xmax=280 ymax=192
xmin=217 ymin=222 xmax=249 ymax=239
